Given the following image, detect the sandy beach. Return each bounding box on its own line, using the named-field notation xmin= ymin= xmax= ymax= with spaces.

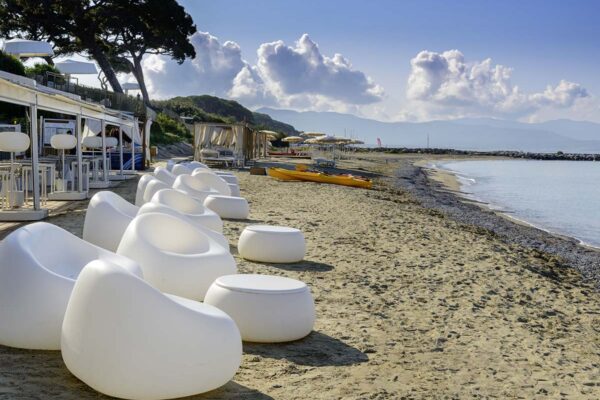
xmin=1 ymin=153 xmax=600 ymax=399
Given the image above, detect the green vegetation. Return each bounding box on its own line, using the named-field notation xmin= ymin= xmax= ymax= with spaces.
xmin=0 ymin=50 xmax=25 ymax=76
xmin=24 ymin=63 xmax=60 ymax=79
xmin=150 ymin=112 xmax=192 ymax=145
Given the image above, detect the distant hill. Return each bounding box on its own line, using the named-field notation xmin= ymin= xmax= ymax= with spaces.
xmin=258 ymin=107 xmax=600 ymax=154
xmin=153 ymin=95 xmax=298 ymax=134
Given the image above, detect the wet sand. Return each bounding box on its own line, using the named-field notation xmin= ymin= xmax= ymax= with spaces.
xmin=1 ymin=154 xmax=600 ymax=399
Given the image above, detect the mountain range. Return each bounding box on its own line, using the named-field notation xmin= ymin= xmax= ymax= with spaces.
xmin=257 ymin=107 xmax=600 ymax=154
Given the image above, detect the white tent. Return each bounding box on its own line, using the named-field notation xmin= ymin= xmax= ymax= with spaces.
xmin=55 ymin=59 xmax=98 ymax=75
xmin=2 ymin=39 xmax=54 ymax=58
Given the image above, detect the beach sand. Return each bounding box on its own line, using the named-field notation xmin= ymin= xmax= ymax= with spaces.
xmin=1 ymin=154 xmax=600 ymax=399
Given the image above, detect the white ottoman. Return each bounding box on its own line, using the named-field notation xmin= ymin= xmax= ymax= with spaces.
xmin=204 ymin=195 xmax=249 ymax=220
xmin=238 ymin=225 xmax=305 ymax=263
xmin=204 ymin=274 xmax=315 ymax=342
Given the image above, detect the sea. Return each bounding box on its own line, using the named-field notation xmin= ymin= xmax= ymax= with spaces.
xmin=433 ymin=159 xmax=600 ymax=248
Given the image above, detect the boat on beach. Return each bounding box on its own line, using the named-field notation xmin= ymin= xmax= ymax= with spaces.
xmin=267 ymin=167 xmax=372 ymax=189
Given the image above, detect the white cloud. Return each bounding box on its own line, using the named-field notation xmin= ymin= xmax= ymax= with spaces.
xmin=143 ymin=32 xmax=384 ymax=113
xmin=405 ymin=49 xmax=590 ymax=120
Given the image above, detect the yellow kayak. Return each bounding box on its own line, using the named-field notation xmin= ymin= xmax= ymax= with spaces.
xmin=267 ymin=168 xmax=372 ymax=189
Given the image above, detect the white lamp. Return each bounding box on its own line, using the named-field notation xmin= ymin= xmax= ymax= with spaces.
xmin=0 ymin=131 xmax=30 ymax=208
xmin=50 ymin=134 xmax=77 ymax=192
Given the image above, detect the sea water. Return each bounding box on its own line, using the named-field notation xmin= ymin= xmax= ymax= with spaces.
xmin=434 ymin=160 xmax=600 ymax=248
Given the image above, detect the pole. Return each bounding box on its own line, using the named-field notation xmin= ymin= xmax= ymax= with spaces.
xmin=30 ymin=102 xmax=40 ymax=210
xmin=101 ymin=120 xmax=107 ymax=182
xmin=119 ymin=125 xmax=124 ymax=176
xmin=76 ymin=114 xmax=83 ymax=192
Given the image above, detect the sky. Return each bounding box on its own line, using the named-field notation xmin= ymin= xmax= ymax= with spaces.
xmin=63 ymin=0 xmax=600 ymax=123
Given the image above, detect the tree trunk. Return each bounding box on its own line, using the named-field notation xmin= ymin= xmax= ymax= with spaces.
xmin=90 ymin=47 xmax=124 ymax=94
xmin=132 ymin=56 xmax=150 ymax=105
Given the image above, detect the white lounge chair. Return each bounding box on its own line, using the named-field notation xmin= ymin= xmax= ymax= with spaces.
xmin=172 ymin=163 xmax=194 ymax=176
xmin=137 ymin=203 xmax=229 ymax=249
xmin=0 ymin=223 xmax=142 ymax=350
xmin=135 ymin=174 xmax=155 ymax=206
xmin=173 ymin=174 xmax=219 ymax=202
xmin=83 ymin=191 xmax=139 ymax=252
xmin=204 ymin=194 xmax=249 ymax=220
xmin=117 ymin=213 xmax=237 ymax=301
xmin=191 ymin=169 xmax=231 ymax=195
xmin=142 ymin=178 xmax=170 ymax=204
xmin=61 ymin=260 xmax=242 ymax=399
xmin=151 ymin=188 xmax=223 ymax=233
xmin=153 ymin=166 xmax=176 ymax=186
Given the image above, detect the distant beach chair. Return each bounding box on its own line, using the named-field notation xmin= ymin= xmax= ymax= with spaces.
xmin=61 ymin=260 xmax=241 ymax=399
xmin=191 ymin=169 xmax=232 ymax=195
xmin=151 ymin=188 xmax=223 ymax=233
xmin=173 ymin=174 xmax=220 ymax=202
xmin=134 ymin=174 xmax=154 ymax=206
xmin=153 ymin=166 xmax=176 ymax=186
xmin=314 ymin=157 xmax=336 ymax=168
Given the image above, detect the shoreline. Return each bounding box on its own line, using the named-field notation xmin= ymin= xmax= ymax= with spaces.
xmin=392 ymin=154 xmax=600 ymax=286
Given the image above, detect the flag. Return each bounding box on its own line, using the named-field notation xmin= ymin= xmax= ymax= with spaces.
xmin=376 ymin=137 xmax=382 ymax=147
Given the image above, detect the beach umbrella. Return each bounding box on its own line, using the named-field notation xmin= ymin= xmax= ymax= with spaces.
xmin=314 ymin=135 xmax=340 ymax=144
xmin=350 ymin=139 xmax=365 ymax=145
xmin=304 ymin=138 xmax=320 ymax=144
xmin=2 ymin=39 xmax=54 ymax=58
xmin=303 ymin=132 xmax=326 ymax=137
xmin=258 ymin=130 xmax=279 ymax=141
xmin=282 ymin=136 xmax=304 ymax=143
xmin=55 ymin=59 xmax=98 ymax=75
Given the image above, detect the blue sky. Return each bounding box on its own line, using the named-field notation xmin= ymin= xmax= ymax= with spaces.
xmin=142 ymin=0 xmax=600 ymax=122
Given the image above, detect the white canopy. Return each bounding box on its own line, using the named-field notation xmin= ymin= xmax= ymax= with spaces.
xmin=2 ymin=39 xmax=54 ymax=58
xmin=55 ymin=59 xmax=98 ymax=75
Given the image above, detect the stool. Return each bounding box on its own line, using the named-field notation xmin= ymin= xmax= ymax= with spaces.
xmin=204 ymin=195 xmax=249 ymax=219
xmin=238 ymin=225 xmax=305 ymax=263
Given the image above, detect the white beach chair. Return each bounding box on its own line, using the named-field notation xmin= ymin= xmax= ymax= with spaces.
xmin=153 ymin=166 xmax=176 ymax=186
xmin=117 ymin=213 xmax=237 ymax=301
xmin=191 ymin=169 xmax=231 ymax=195
xmin=134 ymin=174 xmax=154 ymax=206
xmin=151 ymin=188 xmax=223 ymax=233
xmin=142 ymin=178 xmax=170 ymax=204
xmin=173 ymin=174 xmax=219 ymax=202
xmin=0 ymin=223 xmax=142 ymax=350
xmin=61 ymin=260 xmax=241 ymax=399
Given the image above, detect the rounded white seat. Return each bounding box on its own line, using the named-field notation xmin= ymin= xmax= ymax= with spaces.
xmin=62 ymin=260 xmax=241 ymax=399
xmin=187 ymin=161 xmax=208 ymax=170
xmin=228 ymin=183 xmax=240 ymax=197
xmin=172 ymin=163 xmax=194 ymax=176
xmin=204 ymin=274 xmax=315 ymax=343
xmin=138 ymin=202 xmax=229 ymax=249
xmin=238 ymin=225 xmax=305 ymax=263
xmin=83 ymin=191 xmax=140 ymax=251
xmin=135 ymin=174 xmax=155 ymax=206
xmin=191 ymin=170 xmax=231 ymax=195
xmin=153 ymin=166 xmax=176 ymax=186
xmin=151 ymin=188 xmax=223 ymax=233
xmin=204 ymin=195 xmax=249 ymax=220
xmin=117 ymin=213 xmax=237 ymax=301
xmin=215 ymin=173 xmax=239 ymax=185
xmin=0 ymin=223 xmax=142 ymax=350
xmin=173 ymin=174 xmax=219 ymax=202
xmin=142 ymin=178 xmax=170 ymax=204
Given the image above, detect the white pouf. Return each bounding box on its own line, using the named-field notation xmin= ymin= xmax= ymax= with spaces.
xmin=62 ymin=260 xmax=241 ymax=399
xmin=204 ymin=195 xmax=249 ymax=220
xmin=238 ymin=225 xmax=305 ymax=263
xmin=204 ymin=274 xmax=315 ymax=343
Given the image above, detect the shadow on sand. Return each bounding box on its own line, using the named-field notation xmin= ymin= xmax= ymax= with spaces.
xmin=243 ymin=331 xmax=368 ymax=367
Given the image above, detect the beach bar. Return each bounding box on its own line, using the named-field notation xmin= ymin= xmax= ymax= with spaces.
xmin=0 ymin=71 xmax=136 ymax=221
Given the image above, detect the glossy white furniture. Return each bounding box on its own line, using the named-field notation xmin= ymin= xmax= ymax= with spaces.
xmin=204 ymin=274 xmax=315 ymax=343
xmin=61 ymin=260 xmax=242 ymax=400
xmin=238 ymin=225 xmax=305 ymax=263
xmin=204 ymin=194 xmax=249 ymax=220
xmin=135 ymin=174 xmax=154 ymax=206
xmin=0 ymin=222 xmax=142 ymax=350
xmin=117 ymin=213 xmax=237 ymax=301
xmin=191 ymin=169 xmax=231 ymax=196
xmin=171 ymin=163 xmax=194 ymax=176
xmin=228 ymin=183 xmax=240 ymax=197
xmin=83 ymin=191 xmax=139 ymax=252
xmin=173 ymin=174 xmax=219 ymax=202
xmin=142 ymin=178 xmax=170 ymax=204
xmin=151 ymin=188 xmax=223 ymax=233
xmin=153 ymin=166 xmax=176 ymax=186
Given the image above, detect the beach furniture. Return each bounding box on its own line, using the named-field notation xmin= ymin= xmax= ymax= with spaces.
xmin=153 ymin=166 xmax=176 ymax=186
xmin=117 ymin=213 xmax=237 ymax=301
xmin=171 ymin=163 xmax=194 ymax=176
xmin=238 ymin=225 xmax=305 ymax=263
xmin=204 ymin=194 xmax=249 ymax=220
xmin=61 ymin=260 xmax=241 ymax=400
xmin=151 ymin=188 xmax=223 ymax=233
xmin=166 ymin=159 xmax=175 ymax=172
xmin=0 ymin=131 xmax=30 ymax=208
xmin=142 ymin=178 xmax=170 ymax=204
xmin=173 ymin=174 xmax=220 ymax=202
xmin=191 ymin=169 xmax=232 ymax=195
xmin=204 ymin=274 xmax=315 ymax=342
xmin=50 ymin=133 xmax=77 ymax=192
xmin=228 ymin=183 xmax=241 ymax=197
xmin=186 ymin=160 xmax=209 ymax=170
xmin=215 ymin=172 xmax=239 ymax=185
xmin=83 ymin=191 xmax=139 ymax=252
xmin=134 ymin=174 xmax=154 ymax=206
xmin=137 ymin=203 xmax=229 ymax=249
xmin=0 ymin=223 xmax=142 ymax=350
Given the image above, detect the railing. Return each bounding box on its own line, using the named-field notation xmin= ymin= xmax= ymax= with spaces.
xmin=34 ymin=72 xmax=146 ymax=117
